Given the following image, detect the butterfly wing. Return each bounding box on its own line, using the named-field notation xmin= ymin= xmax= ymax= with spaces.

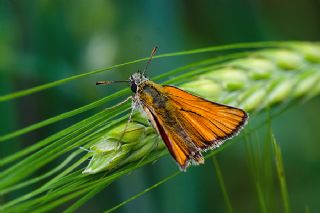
xmin=164 ymin=85 xmax=248 ymax=150
xmin=139 ymin=83 xmax=248 ymax=170
xmin=142 ymin=106 xmax=201 ymax=169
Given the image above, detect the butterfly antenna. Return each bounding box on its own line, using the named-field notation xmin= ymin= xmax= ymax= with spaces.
xmin=96 ymin=80 xmax=129 ymax=85
xmin=142 ymin=46 xmax=158 ymax=75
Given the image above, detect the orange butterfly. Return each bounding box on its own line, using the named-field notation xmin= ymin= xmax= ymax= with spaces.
xmin=97 ymin=47 xmax=248 ymax=170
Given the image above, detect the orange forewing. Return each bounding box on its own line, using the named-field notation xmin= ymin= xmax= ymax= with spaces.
xmin=147 ymin=85 xmax=248 ymax=170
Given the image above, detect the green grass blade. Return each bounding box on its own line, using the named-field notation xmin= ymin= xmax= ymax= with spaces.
xmin=104 ymin=171 xmax=180 ymax=213
xmin=0 ymin=152 xmax=78 ymax=196
xmin=0 ymin=51 xmax=249 ymax=144
xmin=0 ymin=41 xmax=283 ymax=102
xmin=212 ymin=156 xmax=234 ymax=213
xmin=271 ymin=134 xmax=291 ymax=213
xmin=0 ymin=89 xmax=130 ymax=143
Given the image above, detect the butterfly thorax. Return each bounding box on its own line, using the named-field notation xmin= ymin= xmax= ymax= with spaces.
xmin=129 ymin=72 xmax=168 ymax=109
xmin=138 ymin=81 xmax=169 ymax=109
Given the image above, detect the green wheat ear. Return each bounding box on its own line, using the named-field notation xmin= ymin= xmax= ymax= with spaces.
xmin=1 ymin=41 xmax=320 ymax=212
xmin=84 ymin=42 xmax=320 ymax=174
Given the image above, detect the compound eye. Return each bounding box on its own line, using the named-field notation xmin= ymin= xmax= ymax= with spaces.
xmin=130 ymin=82 xmax=137 ymax=93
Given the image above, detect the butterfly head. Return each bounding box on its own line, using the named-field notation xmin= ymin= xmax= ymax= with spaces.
xmin=129 ymin=46 xmax=157 ymax=93
xmin=129 ymin=71 xmax=148 ymax=93
xmin=96 ymin=47 xmax=156 ymax=93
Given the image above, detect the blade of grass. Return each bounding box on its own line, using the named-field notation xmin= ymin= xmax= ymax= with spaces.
xmin=4 ymin=150 xmax=167 ymax=212
xmin=0 ymin=51 xmax=247 ymax=143
xmin=212 ymin=156 xmax=234 ymax=213
xmin=271 ymin=134 xmax=291 ymax=213
xmin=0 ymin=41 xmax=282 ymax=102
xmin=21 ymin=107 xmax=294 ymax=213
xmin=0 ymin=102 xmax=130 ymax=167
xmin=0 ymin=151 xmax=79 ymax=196
xmin=0 ymin=106 xmax=130 ymax=187
xmin=0 ymin=89 xmax=130 ymax=143
xmin=104 ymin=171 xmax=180 ymax=213
xmin=255 ymin=182 xmax=268 ymax=213
xmin=244 ymin=134 xmax=268 ymax=213
xmin=0 ymin=154 xmax=89 ymax=211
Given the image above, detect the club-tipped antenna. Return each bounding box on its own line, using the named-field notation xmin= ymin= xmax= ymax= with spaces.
xmin=96 ymin=80 xmax=129 ymax=85
xmin=142 ymin=46 xmax=158 ymax=75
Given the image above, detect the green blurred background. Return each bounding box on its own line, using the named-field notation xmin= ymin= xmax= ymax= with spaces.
xmin=1 ymin=1 xmax=320 ymax=212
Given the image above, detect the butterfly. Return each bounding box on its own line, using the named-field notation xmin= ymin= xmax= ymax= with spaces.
xmin=96 ymin=47 xmax=248 ymax=170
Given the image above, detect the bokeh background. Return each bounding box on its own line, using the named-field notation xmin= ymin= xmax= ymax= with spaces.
xmin=1 ymin=0 xmax=320 ymax=212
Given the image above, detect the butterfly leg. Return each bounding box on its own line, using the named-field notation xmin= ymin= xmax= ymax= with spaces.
xmin=79 ymin=146 xmax=91 ymax=153
xmin=104 ymin=96 xmax=132 ymax=111
xmin=116 ymin=98 xmax=135 ymax=150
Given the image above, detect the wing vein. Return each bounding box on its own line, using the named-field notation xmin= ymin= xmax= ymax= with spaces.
xmin=175 ymin=98 xmax=244 ymax=123
xmin=181 ymin=109 xmax=230 ymax=136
